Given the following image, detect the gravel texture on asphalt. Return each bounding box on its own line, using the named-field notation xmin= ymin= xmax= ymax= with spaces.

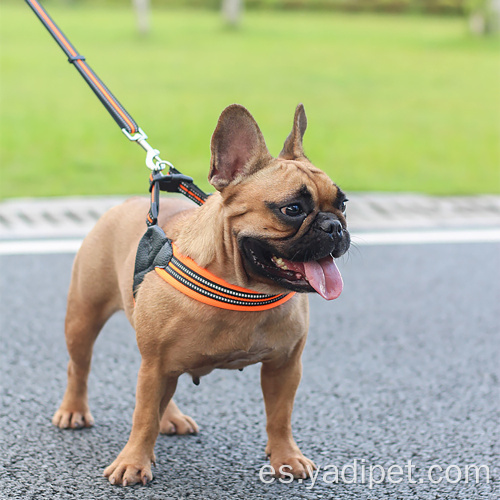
xmin=0 ymin=243 xmax=499 ymax=499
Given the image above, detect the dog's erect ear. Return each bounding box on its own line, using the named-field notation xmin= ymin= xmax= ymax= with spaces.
xmin=209 ymin=104 xmax=272 ymax=191
xmin=279 ymin=103 xmax=307 ymax=160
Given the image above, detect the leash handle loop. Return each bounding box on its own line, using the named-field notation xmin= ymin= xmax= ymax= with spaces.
xmin=26 ymin=0 xmax=138 ymax=135
xmin=147 ymin=171 xmax=203 ymax=226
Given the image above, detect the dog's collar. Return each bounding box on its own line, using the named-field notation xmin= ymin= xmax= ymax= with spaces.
xmin=133 ymin=225 xmax=295 ymax=311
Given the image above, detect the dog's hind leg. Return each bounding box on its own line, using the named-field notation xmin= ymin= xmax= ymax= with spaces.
xmin=159 ymin=399 xmax=198 ymax=435
xmin=52 ymin=247 xmax=119 ymax=430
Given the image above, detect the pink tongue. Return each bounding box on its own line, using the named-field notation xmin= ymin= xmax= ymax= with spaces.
xmin=303 ymin=256 xmax=343 ymax=300
xmin=284 ymin=256 xmax=343 ymax=300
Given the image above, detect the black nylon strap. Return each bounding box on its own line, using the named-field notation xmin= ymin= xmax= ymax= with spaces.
xmin=146 ymin=171 xmax=207 ymax=226
xmin=73 ymin=61 xmax=139 ymax=133
xmin=147 ymin=181 xmax=160 ymax=226
xmin=26 ymin=0 xmax=138 ymax=135
xmin=169 ymin=166 xmax=209 ymax=206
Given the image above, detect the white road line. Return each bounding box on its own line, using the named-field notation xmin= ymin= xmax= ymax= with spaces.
xmin=0 ymin=228 xmax=499 ymax=256
xmin=352 ymin=228 xmax=500 ymax=246
xmin=0 ymin=239 xmax=83 ymax=255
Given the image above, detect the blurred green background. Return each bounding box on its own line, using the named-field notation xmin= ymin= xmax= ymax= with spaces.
xmin=0 ymin=0 xmax=499 ymax=198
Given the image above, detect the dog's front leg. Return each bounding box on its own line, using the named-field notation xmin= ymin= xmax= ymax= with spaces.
xmin=104 ymin=360 xmax=178 ymax=486
xmin=261 ymin=337 xmax=316 ymax=479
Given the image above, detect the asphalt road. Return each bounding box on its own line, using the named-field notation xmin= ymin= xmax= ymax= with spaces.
xmin=1 ymin=242 xmax=499 ymax=499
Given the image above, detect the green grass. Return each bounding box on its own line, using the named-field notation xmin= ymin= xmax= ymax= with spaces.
xmin=1 ymin=3 xmax=499 ymax=198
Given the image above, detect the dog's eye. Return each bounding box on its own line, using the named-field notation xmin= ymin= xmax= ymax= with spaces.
xmin=281 ymin=204 xmax=304 ymax=217
xmin=340 ymin=199 xmax=348 ymax=214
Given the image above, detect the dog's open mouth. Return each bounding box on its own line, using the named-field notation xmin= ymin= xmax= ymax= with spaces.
xmin=242 ymin=239 xmax=343 ymax=300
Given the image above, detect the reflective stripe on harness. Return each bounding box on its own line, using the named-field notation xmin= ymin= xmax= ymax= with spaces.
xmin=132 ymin=226 xmax=294 ymax=312
xmin=155 ymin=244 xmax=295 ymax=312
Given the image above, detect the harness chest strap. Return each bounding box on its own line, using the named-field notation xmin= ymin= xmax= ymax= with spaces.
xmin=133 ymin=226 xmax=295 ymax=311
xmin=158 ymin=243 xmax=295 ymax=311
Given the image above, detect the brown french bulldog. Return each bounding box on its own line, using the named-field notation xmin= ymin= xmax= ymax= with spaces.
xmin=51 ymin=104 xmax=350 ymax=486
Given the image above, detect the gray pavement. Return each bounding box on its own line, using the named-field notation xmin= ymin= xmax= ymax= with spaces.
xmin=1 ymin=193 xmax=500 ymax=239
xmin=1 ymin=239 xmax=499 ymax=498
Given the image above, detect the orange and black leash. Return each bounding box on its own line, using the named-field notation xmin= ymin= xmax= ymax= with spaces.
xmin=26 ymin=0 xmax=294 ymax=311
xmin=25 ymin=0 xmax=209 ymax=226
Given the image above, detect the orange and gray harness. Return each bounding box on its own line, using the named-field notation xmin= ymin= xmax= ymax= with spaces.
xmin=157 ymin=246 xmax=294 ymax=311
xmin=132 ymin=226 xmax=295 ymax=311
xmin=27 ymin=0 xmax=294 ymax=311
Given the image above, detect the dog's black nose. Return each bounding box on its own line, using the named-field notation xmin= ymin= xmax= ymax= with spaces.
xmin=317 ymin=216 xmax=343 ymax=237
xmin=332 ymin=219 xmax=343 ymax=237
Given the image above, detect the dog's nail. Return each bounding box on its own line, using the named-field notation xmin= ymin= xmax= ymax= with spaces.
xmin=238 ymin=368 xmax=243 ymax=372
xmin=123 ymin=479 xmax=128 ymax=487
xmin=110 ymin=477 xmax=115 ymax=485
xmin=142 ymin=476 xmax=148 ymax=485
xmin=192 ymin=376 xmax=200 ymax=386
xmin=302 ymin=472 xmax=306 ymax=479
xmin=169 ymin=425 xmax=175 ymax=434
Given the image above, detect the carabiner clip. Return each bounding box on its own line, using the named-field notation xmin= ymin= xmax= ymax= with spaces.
xmin=122 ymin=127 xmax=171 ymax=172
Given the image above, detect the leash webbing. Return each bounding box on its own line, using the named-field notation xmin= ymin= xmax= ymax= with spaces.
xmin=26 ymin=0 xmax=138 ymax=135
xmin=26 ymin=0 xmax=209 ymax=219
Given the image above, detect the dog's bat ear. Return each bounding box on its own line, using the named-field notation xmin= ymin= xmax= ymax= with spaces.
xmin=279 ymin=103 xmax=307 ymax=160
xmin=209 ymin=104 xmax=272 ymax=191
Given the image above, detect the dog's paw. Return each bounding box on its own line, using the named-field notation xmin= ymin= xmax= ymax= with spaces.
xmin=159 ymin=412 xmax=198 ymax=435
xmin=103 ymin=452 xmax=154 ymax=486
xmin=159 ymin=402 xmax=198 ymax=435
xmin=52 ymin=407 xmax=94 ymax=429
xmin=270 ymin=454 xmax=316 ymax=479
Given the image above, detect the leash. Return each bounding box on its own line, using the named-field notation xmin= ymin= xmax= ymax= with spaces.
xmin=27 ymin=0 xmax=294 ymax=311
xmin=26 ymin=0 xmax=209 ymax=226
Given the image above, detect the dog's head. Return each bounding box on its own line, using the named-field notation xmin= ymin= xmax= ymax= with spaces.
xmin=209 ymin=104 xmax=350 ymax=300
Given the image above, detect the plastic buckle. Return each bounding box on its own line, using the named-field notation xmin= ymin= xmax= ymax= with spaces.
xmin=68 ymin=54 xmax=86 ymax=64
xmin=149 ymin=171 xmax=194 ymax=193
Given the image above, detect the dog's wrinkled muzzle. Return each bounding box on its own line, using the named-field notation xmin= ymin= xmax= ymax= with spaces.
xmin=309 ymin=212 xmax=350 ymax=260
xmin=315 ymin=213 xmax=344 ymax=237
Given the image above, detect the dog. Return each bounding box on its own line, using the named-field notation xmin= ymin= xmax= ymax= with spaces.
xmin=51 ymin=103 xmax=350 ymax=486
